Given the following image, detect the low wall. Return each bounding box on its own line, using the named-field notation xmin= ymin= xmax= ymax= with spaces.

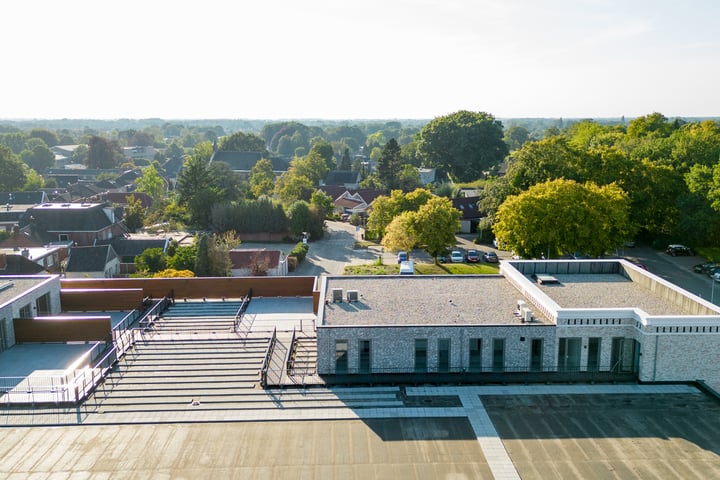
xmin=14 ymin=316 xmax=112 ymax=342
xmin=60 ymin=276 xmax=317 ymax=300
xmin=61 ymin=288 xmax=144 ymax=311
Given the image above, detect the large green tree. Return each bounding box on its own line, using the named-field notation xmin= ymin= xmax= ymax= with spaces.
xmin=134 ymin=164 xmax=165 ymax=202
xmin=416 ymin=110 xmax=508 ymax=182
xmin=412 ymin=196 xmax=461 ymax=260
xmin=177 ymin=142 xmax=224 ymax=228
xmin=87 ymin=135 xmax=121 ymax=169
xmin=377 ymin=138 xmax=402 ymax=190
xmin=20 ymin=144 xmax=55 ymax=173
xmin=0 ymin=145 xmax=27 ymax=191
xmin=249 ymin=158 xmax=276 ymax=198
xmin=218 ymin=131 xmax=266 ymax=152
xmin=493 ymin=179 xmax=634 ymax=258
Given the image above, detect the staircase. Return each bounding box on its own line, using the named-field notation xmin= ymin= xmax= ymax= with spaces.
xmin=288 ymin=334 xmax=318 ymax=383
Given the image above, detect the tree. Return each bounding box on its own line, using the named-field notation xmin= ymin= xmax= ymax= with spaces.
xmin=20 ymin=144 xmax=55 ymax=173
xmin=397 ymin=164 xmax=421 ymax=192
xmin=135 ymin=248 xmax=167 ymax=274
xmin=366 ymin=188 xmax=433 ymax=239
xmin=377 ymin=138 xmax=402 ymax=189
xmin=381 ymin=211 xmax=417 ymax=253
xmin=87 ymin=135 xmax=121 ymax=169
xmin=274 ymin=169 xmax=315 ymax=205
xmin=177 ymin=142 xmax=224 ymax=228
xmin=493 ymin=179 xmax=634 ymax=258
xmin=292 ymin=150 xmax=330 ymax=186
xmin=308 ymin=140 xmax=335 ymax=171
xmin=0 ymin=145 xmax=27 ymax=191
xmin=505 ymin=136 xmax=584 ymax=191
xmin=29 ymin=128 xmax=59 ymax=147
xmin=218 ymin=131 xmax=266 ymax=152
xmin=416 ymin=110 xmax=508 ymax=182
xmin=412 ymin=196 xmax=461 ymax=260
xmin=338 ymin=148 xmax=352 ymax=170
xmin=123 ymin=195 xmax=146 ymax=232
xmin=193 ymin=233 xmax=235 ymax=277
xmin=504 ymin=125 xmax=531 ymax=151
xmin=134 ymin=164 xmax=165 ymax=202
xmin=287 ymin=201 xmax=313 ymax=239
xmin=249 ymin=158 xmax=276 ymax=198
xmin=167 ymin=245 xmax=198 ymax=272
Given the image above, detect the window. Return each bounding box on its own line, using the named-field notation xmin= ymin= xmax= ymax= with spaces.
xmin=530 ymin=338 xmax=543 ymax=372
xmin=438 ymin=339 xmax=450 ymax=373
xmin=415 ymin=339 xmax=428 ymax=373
xmin=335 ymin=340 xmax=348 ymax=374
xmin=558 ymin=337 xmax=581 ymax=372
xmin=358 ymin=340 xmax=371 ymax=374
xmin=468 ymin=338 xmax=482 ymax=372
xmin=492 ymin=338 xmax=505 ymax=372
xmin=36 ymin=293 xmax=51 ymax=316
xmin=18 ymin=303 xmax=32 ymax=318
xmin=58 ymin=234 xmax=69 ymax=242
xmin=587 ymin=337 xmax=601 ymax=371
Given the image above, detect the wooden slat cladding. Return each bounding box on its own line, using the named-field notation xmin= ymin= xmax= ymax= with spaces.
xmin=60 ymin=288 xmax=145 ymax=311
xmin=14 ymin=316 xmax=112 ymax=342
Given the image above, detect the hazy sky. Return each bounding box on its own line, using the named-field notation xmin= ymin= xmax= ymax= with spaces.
xmin=2 ymin=0 xmax=718 ymax=120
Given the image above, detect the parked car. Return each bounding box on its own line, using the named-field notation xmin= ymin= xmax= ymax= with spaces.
xmin=483 ymin=251 xmax=499 ymax=263
xmin=450 ymin=250 xmax=464 ymax=263
xmin=713 ymin=272 xmax=720 ymax=282
xmin=437 ymin=252 xmax=449 ymax=263
xmin=397 ymin=251 xmax=408 ymax=264
xmin=466 ymin=249 xmax=480 ymax=263
xmin=694 ymin=262 xmax=720 ymax=274
xmin=666 ymin=244 xmax=693 ymax=256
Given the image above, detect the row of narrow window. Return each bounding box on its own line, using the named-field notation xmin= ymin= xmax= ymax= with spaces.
xmin=655 ymin=325 xmax=720 ymax=333
xmin=568 ymin=318 xmax=622 ymax=325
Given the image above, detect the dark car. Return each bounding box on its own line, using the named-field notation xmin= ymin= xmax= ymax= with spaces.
xmin=397 ymin=251 xmax=408 ymax=264
xmin=483 ymin=251 xmax=499 ymax=263
xmin=466 ymin=249 xmax=480 ymax=263
xmin=666 ymin=244 xmax=693 ymax=256
xmin=694 ymin=262 xmax=720 ymax=274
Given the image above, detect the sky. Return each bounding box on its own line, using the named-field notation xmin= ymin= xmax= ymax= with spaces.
xmin=2 ymin=0 xmax=719 ymax=120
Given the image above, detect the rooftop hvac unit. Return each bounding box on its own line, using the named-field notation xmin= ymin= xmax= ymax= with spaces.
xmin=331 ymin=288 xmax=343 ymax=302
xmin=522 ymin=307 xmax=533 ymax=323
xmin=517 ymin=300 xmax=526 ymax=312
xmin=347 ymin=290 xmax=359 ymax=302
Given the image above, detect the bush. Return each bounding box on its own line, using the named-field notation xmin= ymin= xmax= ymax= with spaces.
xmin=287 ymin=256 xmax=298 ymax=272
xmin=290 ymin=241 xmax=309 ymax=262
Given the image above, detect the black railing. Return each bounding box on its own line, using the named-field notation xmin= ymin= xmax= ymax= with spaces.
xmin=259 ymin=327 xmax=277 ymax=388
xmin=322 ymin=363 xmax=637 ymax=386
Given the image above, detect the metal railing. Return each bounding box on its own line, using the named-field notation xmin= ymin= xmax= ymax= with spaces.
xmin=259 ymin=327 xmax=277 ymax=388
xmin=233 ymin=291 xmax=253 ymax=334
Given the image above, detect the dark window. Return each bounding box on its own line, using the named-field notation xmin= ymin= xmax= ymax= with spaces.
xmin=438 ymin=339 xmax=450 ymax=373
xmin=558 ymin=337 xmax=581 ymax=372
xmin=335 ymin=340 xmax=348 ymax=374
xmin=587 ymin=337 xmax=601 ymax=371
xmin=358 ymin=340 xmax=371 ymax=374
xmin=530 ymin=338 xmax=543 ymax=372
xmin=492 ymin=338 xmax=505 ymax=372
xmin=468 ymin=338 xmax=482 ymax=372
xmin=36 ymin=293 xmax=51 ymax=316
xmin=415 ymin=339 xmax=428 ymax=373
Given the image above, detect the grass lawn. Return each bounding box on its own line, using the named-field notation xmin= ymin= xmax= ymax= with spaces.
xmin=344 ymin=261 xmax=500 ymax=275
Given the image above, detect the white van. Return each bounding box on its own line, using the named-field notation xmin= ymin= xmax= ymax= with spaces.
xmin=399 ymin=260 xmax=415 ymax=275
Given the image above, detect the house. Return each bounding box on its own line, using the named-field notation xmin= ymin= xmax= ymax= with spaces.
xmin=18 ymin=202 xmax=128 ymax=246
xmin=317 ymin=187 xmax=386 ymax=218
xmin=50 ymin=145 xmax=83 ymax=167
xmin=229 ymin=249 xmax=288 ymax=277
xmin=0 ymin=192 xmax=49 ymax=233
xmin=452 ymin=196 xmax=482 ymax=233
xmin=94 ymin=237 xmax=169 ymax=275
xmin=322 ymin=170 xmax=361 ymax=189
xmin=0 ymin=246 xmax=62 ymax=275
xmin=418 ymin=167 xmax=436 ymax=185
xmin=64 ymin=245 xmax=120 ymax=278
xmin=122 ymin=146 xmax=155 ymax=161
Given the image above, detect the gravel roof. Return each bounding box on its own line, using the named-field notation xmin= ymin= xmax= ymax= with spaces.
xmin=534 ymin=273 xmax=691 ymax=315
xmin=0 ymin=277 xmax=51 ymax=308
xmin=322 ymin=275 xmax=550 ymax=326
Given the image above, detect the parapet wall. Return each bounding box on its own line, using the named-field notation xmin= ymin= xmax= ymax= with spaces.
xmin=60 ymin=276 xmax=317 ymax=301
